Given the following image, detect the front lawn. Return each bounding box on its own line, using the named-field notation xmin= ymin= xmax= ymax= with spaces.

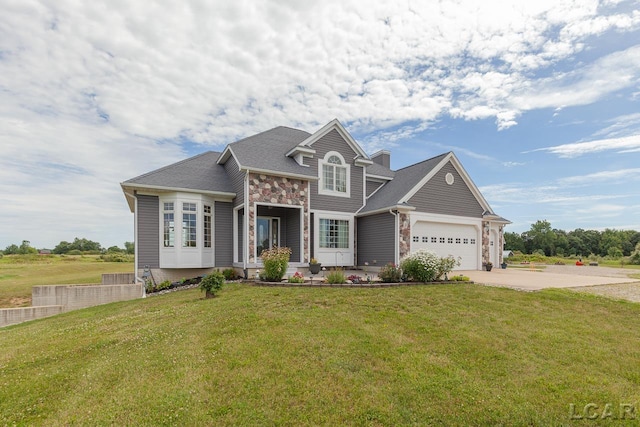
xmin=1 ymin=284 xmax=639 ymax=425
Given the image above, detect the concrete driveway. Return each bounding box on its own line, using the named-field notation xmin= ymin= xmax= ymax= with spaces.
xmin=458 ymin=265 xmax=639 ymax=291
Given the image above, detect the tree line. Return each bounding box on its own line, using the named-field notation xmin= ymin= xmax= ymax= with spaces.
xmin=505 ymin=220 xmax=640 ymax=260
xmin=2 ymin=238 xmax=134 ymax=255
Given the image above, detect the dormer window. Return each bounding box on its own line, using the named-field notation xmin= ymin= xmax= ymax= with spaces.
xmin=319 ymin=151 xmax=350 ymax=197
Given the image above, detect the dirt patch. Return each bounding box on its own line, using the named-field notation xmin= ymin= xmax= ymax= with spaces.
xmin=570 ymin=282 xmax=640 ymax=303
xmin=2 ymin=297 xmax=32 ymax=308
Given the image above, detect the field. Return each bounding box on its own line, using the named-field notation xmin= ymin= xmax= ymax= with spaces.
xmin=1 ymin=283 xmax=639 ymax=425
xmin=0 ymin=255 xmax=133 ymax=308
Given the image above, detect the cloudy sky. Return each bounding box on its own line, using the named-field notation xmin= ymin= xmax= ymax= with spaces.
xmin=1 ymin=0 xmax=640 ymax=250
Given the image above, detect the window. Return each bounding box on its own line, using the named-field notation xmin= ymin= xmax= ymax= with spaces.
xmin=182 ymin=202 xmax=197 ymax=247
xmin=422 ymin=236 xmax=428 ymax=243
xmin=448 ymin=238 xmax=453 ymax=244
xmin=463 ymin=238 xmax=469 ymax=244
xmin=163 ymin=202 xmax=174 ymax=247
xmin=431 ymin=237 xmax=437 ymax=243
xmin=319 ymin=219 xmax=349 ymax=248
xmin=439 ymin=237 xmax=445 ymax=243
xmin=456 ymin=238 xmax=461 ymax=244
xmin=204 ymin=205 xmax=212 ymax=248
xmin=412 ymin=236 xmax=419 ymax=242
xmin=470 ymin=238 xmax=476 ymax=245
xmin=319 ymin=152 xmax=349 ymax=197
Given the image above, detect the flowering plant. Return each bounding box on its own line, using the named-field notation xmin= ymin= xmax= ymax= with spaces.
xmin=379 ymin=262 xmax=402 ymax=283
xmin=260 ymin=246 xmax=291 ymax=281
xmin=400 ymin=249 xmax=440 ymax=282
xmin=288 ymin=271 xmax=305 ymax=283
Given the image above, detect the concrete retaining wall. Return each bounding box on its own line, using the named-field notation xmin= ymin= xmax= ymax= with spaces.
xmin=0 ymin=306 xmax=64 ymax=328
xmin=2 ymin=283 xmax=144 ymax=328
xmin=102 ymin=273 xmax=135 ymax=285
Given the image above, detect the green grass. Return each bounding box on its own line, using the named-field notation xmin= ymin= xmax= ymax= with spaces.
xmin=0 ymin=255 xmax=133 ymax=308
xmin=2 ymin=284 xmax=640 ymax=425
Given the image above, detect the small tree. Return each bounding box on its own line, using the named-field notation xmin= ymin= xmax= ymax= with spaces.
xmin=259 ymin=246 xmax=291 ymax=282
xmin=200 ymin=271 xmax=225 ymax=298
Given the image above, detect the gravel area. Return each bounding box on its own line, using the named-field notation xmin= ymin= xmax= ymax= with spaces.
xmin=541 ymin=264 xmax=640 ymax=303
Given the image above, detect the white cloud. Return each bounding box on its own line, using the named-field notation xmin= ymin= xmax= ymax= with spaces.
xmin=561 ymin=168 xmax=640 ymax=184
xmin=532 ymin=134 xmax=640 ymax=157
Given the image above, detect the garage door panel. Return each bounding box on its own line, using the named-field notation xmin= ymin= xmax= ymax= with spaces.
xmin=412 ymin=222 xmax=478 ymax=270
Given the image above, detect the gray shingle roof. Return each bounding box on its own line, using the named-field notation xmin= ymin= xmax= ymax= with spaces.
xmin=366 ymin=162 xmax=395 ymax=178
xmin=359 ymin=152 xmax=449 ymax=214
xmin=228 ymin=126 xmax=316 ymax=177
xmin=122 ymin=151 xmax=233 ymax=194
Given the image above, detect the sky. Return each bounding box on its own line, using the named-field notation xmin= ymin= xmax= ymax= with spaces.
xmin=1 ymin=0 xmax=640 ymax=250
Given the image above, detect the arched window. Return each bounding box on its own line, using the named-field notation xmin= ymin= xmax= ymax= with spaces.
xmin=319 ymin=152 xmax=349 ymax=196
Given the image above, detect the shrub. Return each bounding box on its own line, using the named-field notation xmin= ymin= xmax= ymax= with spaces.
xmin=401 ymin=249 xmax=440 ymax=282
xmin=436 ymin=255 xmax=460 ymax=280
xmin=157 ymin=280 xmax=171 ymax=291
xmin=379 ymin=263 xmax=402 ymax=283
xmin=325 ymin=269 xmax=346 ymax=284
xmin=68 ymin=250 xmax=83 ymax=256
xmin=449 ymin=275 xmax=470 ymax=282
xmin=200 ymin=271 xmax=225 ymax=297
xmin=260 ymin=246 xmax=291 ymax=282
xmin=222 ymin=268 xmax=236 ymax=281
xmin=100 ymin=253 xmax=133 ymax=262
xmin=288 ymin=272 xmax=305 ymax=283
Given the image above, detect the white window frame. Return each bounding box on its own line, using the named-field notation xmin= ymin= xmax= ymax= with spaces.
xmin=318 ymin=151 xmax=350 ymax=198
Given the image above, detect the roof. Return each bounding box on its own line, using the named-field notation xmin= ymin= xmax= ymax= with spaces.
xmin=121 ymin=151 xmax=234 ymax=194
xmin=222 ymin=126 xmax=317 ymax=177
xmin=366 ymin=162 xmax=395 ymax=179
xmin=360 ymin=153 xmax=449 ymax=214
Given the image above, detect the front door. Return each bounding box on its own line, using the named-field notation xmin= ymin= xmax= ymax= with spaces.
xmin=257 ymin=217 xmax=279 ymax=258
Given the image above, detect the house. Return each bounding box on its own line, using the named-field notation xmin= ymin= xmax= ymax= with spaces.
xmin=121 ymin=119 xmax=509 ymax=282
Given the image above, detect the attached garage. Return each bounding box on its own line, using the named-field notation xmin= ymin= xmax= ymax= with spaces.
xmin=410 ymin=221 xmax=479 ymax=270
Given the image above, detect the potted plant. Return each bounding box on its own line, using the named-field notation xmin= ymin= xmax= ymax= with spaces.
xmin=501 ymin=261 xmax=507 ymax=269
xmin=485 ymin=261 xmax=493 ymax=272
xmin=309 ymin=258 xmax=321 ymax=275
xmin=199 ymin=270 xmax=225 ymax=298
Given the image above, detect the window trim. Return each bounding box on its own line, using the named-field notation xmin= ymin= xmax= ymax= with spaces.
xmin=319 ymin=218 xmax=350 ymax=249
xmin=318 ymin=151 xmax=350 ymax=198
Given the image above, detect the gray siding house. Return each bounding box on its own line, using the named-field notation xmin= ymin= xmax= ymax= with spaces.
xmin=121 ymin=119 xmax=509 ymax=281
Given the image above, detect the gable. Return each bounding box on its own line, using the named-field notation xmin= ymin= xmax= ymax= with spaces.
xmin=407 ymin=160 xmax=485 ymax=218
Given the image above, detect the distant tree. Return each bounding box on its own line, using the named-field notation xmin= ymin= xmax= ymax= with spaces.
xmin=53 ymin=238 xmax=102 ymax=254
xmin=523 ymin=220 xmax=556 ymax=256
xmin=107 ymin=246 xmax=124 ymax=253
xmin=504 ymin=232 xmax=525 ymax=253
xmin=124 ymin=241 xmax=135 ymax=255
xmin=607 ymin=246 xmax=623 ymax=259
xmin=4 ymin=244 xmax=19 ymax=255
xmin=19 ymin=240 xmax=37 ymax=254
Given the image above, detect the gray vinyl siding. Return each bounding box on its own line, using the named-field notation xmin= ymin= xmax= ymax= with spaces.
xmin=224 ymin=155 xmax=245 ymax=207
xmin=237 ymin=209 xmax=244 ymax=262
xmin=137 ymin=194 xmax=159 ymax=268
xmin=357 ymin=213 xmax=395 ymax=265
xmin=366 ymin=180 xmax=384 ymax=197
xmin=285 ymin=208 xmax=301 ymax=262
xmin=306 ymin=129 xmax=364 ymax=213
xmin=408 ymin=161 xmax=484 ymax=217
xmin=214 ymin=201 xmax=233 ymax=266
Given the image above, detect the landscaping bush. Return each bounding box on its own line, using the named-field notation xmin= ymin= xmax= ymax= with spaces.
xmin=100 ymin=253 xmax=133 ymax=263
xmin=378 ymin=263 xmax=402 ymax=283
xmin=199 ymin=271 xmax=225 ymax=297
xmin=347 ymin=274 xmax=363 ymax=283
xmin=436 ymin=255 xmax=460 ymax=280
xmin=157 ymin=280 xmax=172 ymax=291
xmin=401 ymin=249 xmax=440 ymax=282
xmin=449 ymin=275 xmax=470 ymax=282
xmin=259 ymin=246 xmax=291 ymax=282
xmin=222 ymin=268 xmax=236 ymax=281
xmin=325 ymin=269 xmax=346 ymax=284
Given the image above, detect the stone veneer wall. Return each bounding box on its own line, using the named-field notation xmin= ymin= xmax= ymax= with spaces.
xmin=498 ymin=225 xmax=504 ymax=264
xmin=399 ymin=213 xmax=411 ymax=259
xmin=248 ymin=173 xmax=309 ymax=264
xmin=482 ymin=221 xmax=490 ymax=265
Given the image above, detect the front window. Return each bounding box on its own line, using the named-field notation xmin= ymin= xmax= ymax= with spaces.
xmin=319 ymin=219 xmax=349 ymax=249
xmin=204 ymin=205 xmax=212 ymax=248
xmin=163 ymin=202 xmax=174 ymax=247
xmin=182 ymin=202 xmax=197 ymax=247
xmin=319 ymin=152 xmax=349 ymax=197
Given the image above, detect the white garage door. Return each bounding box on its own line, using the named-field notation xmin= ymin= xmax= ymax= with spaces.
xmin=411 ymin=222 xmax=478 ymax=270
